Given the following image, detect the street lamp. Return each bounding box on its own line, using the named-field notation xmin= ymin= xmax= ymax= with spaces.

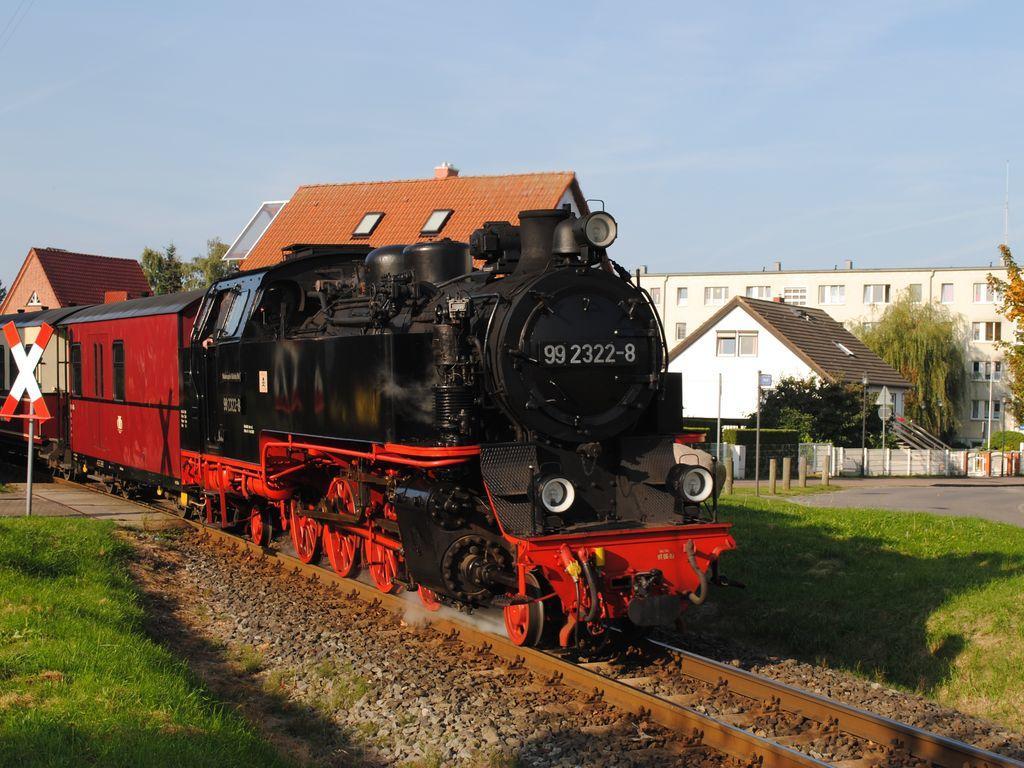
xmin=861 ymin=373 xmax=869 ymax=476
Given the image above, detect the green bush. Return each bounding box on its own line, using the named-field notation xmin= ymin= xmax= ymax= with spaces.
xmin=722 ymin=428 xmax=800 ymax=446
xmin=989 ymin=430 xmax=1024 ymax=451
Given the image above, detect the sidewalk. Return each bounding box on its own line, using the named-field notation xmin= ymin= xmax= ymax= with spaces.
xmin=0 ymin=482 xmax=183 ymax=529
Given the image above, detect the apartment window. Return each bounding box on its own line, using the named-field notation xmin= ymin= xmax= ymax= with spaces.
xmin=738 ymin=332 xmax=758 ymax=356
xmin=421 ymin=209 xmax=453 ymax=235
xmin=972 ymin=361 xmax=1003 ymax=380
xmin=940 ymin=283 xmax=954 ymax=303
xmin=972 ymin=399 xmax=1002 ymax=420
xmin=972 ymin=322 xmax=1002 ymax=342
xmin=93 ymin=342 xmax=104 ymax=398
xmin=746 ymin=285 xmax=770 ymax=299
xmin=907 ymin=283 xmax=922 ymax=302
xmin=716 ymin=332 xmax=737 ymax=356
xmin=704 ymin=286 xmax=728 ymax=305
xmin=352 ymin=212 xmax=384 ymax=237
xmin=675 ymin=323 xmax=686 ymax=341
xmin=863 ymin=284 xmax=891 ymax=304
xmin=112 ymin=341 xmax=125 ymax=401
xmin=649 ymin=287 xmax=661 ymax=304
xmin=676 ymin=287 xmax=688 ymax=306
xmin=973 ymin=282 xmax=996 ymax=304
xmin=70 ymin=343 xmax=82 ymax=396
xmin=716 ymin=331 xmax=757 ymax=357
xmin=817 ymin=285 xmax=845 ymax=305
xmin=783 ymin=287 xmax=807 ymax=306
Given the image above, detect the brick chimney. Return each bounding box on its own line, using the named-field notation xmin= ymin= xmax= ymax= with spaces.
xmin=434 ymin=162 xmax=459 ymax=179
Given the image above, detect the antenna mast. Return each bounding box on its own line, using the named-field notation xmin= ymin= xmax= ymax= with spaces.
xmin=1005 ymin=160 xmax=1011 ymax=246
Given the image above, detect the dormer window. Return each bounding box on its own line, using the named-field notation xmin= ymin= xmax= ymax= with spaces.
xmin=27 ymin=291 xmax=41 ymax=306
xmin=421 ymin=209 xmax=453 ymax=235
xmin=353 ymin=212 xmax=384 ymax=238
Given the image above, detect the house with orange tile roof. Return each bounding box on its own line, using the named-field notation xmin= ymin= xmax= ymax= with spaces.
xmin=227 ymin=164 xmax=588 ymax=270
xmin=0 ymin=248 xmax=151 ymax=314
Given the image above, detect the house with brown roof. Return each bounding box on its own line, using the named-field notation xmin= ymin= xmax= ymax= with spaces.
xmin=1 ymin=248 xmax=151 ymax=314
xmin=669 ymin=296 xmax=911 ymax=420
xmin=227 ymin=164 xmax=588 ymax=270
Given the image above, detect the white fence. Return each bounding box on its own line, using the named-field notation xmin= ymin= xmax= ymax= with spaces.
xmin=710 ymin=441 xmax=1024 ymax=478
xmin=811 ymin=445 xmax=1022 ymax=478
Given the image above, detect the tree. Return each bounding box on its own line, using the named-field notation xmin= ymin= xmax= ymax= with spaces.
xmin=0 ymin=279 xmax=6 ymax=306
xmin=857 ymin=293 xmax=966 ymax=439
xmin=988 ymin=244 xmax=1024 ymax=422
xmin=141 ymin=243 xmax=185 ymax=295
xmin=185 ymin=238 xmax=234 ymax=290
xmin=752 ymin=376 xmax=882 ymax=447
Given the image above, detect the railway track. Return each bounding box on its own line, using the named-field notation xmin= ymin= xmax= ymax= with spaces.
xmin=59 ymin=478 xmax=1024 ymax=768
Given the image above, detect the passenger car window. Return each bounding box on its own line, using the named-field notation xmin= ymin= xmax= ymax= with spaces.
xmin=70 ymin=343 xmax=82 ymax=396
xmin=112 ymin=341 xmax=125 ymax=401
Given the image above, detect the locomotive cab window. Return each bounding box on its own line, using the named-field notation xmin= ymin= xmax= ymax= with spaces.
xmin=202 ymin=285 xmax=253 ymax=344
xmin=70 ymin=343 xmax=82 ymax=396
xmin=112 ymin=341 xmax=125 ymax=401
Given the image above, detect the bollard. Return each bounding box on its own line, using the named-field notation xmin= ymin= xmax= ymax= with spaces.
xmin=782 ymin=457 xmax=792 ymax=491
xmin=821 ymin=454 xmax=830 ymax=487
xmin=724 ymin=455 xmax=734 ymax=495
xmin=798 ymin=456 xmax=807 ymax=488
xmin=768 ymin=458 xmax=777 ymax=494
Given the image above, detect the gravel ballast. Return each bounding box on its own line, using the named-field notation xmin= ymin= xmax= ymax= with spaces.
xmin=126 ymin=529 xmax=742 ymax=768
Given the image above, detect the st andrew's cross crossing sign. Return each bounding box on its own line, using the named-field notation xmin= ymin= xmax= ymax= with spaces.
xmin=0 ymin=320 xmax=54 ymax=422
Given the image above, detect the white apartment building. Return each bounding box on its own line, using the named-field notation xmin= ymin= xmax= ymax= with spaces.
xmin=638 ymin=262 xmax=1014 ymax=445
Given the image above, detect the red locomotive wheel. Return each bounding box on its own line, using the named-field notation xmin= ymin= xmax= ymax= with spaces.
xmin=417 ymin=586 xmax=441 ymax=611
xmin=503 ymin=599 xmax=545 ymax=647
xmin=250 ymin=510 xmax=268 ymax=547
xmin=289 ymin=511 xmax=322 ymax=564
xmin=322 ymin=525 xmax=360 ymax=577
xmin=363 ymin=539 xmax=400 ymax=594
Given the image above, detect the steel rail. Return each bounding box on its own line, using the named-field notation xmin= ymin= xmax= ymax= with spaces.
xmin=646 ymin=636 xmax=1024 ymax=768
xmin=57 ymin=478 xmax=1024 ymax=768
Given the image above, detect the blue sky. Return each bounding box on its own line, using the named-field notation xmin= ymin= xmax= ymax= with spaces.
xmin=1 ymin=0 xmax=1022 ymax=288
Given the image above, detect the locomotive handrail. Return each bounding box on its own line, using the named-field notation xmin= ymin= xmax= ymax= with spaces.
xmin=260 ymin=439 xmax=479 ymax=489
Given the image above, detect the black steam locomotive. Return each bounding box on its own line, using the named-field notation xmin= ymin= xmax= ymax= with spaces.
xmin=181 ymin=207 xmax=735 ymax=647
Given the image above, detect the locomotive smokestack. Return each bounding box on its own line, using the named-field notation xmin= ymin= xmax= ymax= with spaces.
xmin=516 ymin=209 xmax=570 ymax=275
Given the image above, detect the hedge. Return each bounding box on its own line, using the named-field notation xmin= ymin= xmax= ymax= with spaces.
xmin=722 ymin=428 xmax=801 ymax=446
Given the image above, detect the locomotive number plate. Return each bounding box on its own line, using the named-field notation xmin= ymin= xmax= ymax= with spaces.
xmin=537 ymin=341 xmax=638 ymax=367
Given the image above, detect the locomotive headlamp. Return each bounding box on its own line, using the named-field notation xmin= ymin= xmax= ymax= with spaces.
xmin=576 ymin=211 xmax=618 ymax=249
xmin=539 ymin=476 xmax=575 ymax=513
xmin=680 ymin=466 xmax=714 ymax=503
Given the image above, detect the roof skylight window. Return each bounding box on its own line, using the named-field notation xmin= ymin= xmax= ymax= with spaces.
xmin=421 ymin=209 xmax=453 ymax=235
xmin=835 ymin=342 xmax=855 ymax=356
xmin=353 ymin=212 xmax=384 ymax=238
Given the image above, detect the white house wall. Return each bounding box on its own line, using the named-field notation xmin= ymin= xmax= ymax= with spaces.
xmin=670 ymin=306 xmax=815 ymax=419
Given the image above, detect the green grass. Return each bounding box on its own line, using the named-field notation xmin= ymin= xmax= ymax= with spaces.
xmin=0 ymin=517 xmax=294 ymax=768
xmin=726 ymin=483 xmax=842 ymax=498
xmin=704 ymin=496 xmax=1024 ymax=728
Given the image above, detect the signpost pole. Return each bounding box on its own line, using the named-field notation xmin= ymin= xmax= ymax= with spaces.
xmin=716 ymin=372 xmax=722 ymax=461
xmin=25 ymin=401 xmax=34 ymax=517
xmin=755 ymin=370 xmax=761 ymax=497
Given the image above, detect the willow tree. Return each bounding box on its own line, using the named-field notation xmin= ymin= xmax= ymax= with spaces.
xmin=857 ymin=293 xmax=966 ymax=438
xmin=988 ymin=244 xmax=1024 ymax=421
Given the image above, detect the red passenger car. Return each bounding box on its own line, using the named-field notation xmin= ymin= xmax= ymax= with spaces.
xmin=63 ymin=291 xmax=204 ymax=495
